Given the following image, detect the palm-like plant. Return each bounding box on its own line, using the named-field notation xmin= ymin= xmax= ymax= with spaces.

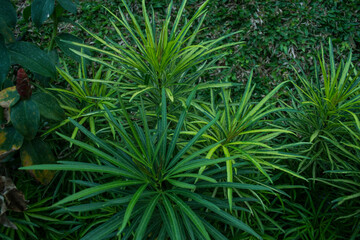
xmin=21 ymin=90 xmax=272 ymax=239
xmin=184 ymin=73 xmax=302 ymax=208
xmin=172 ymin=71 xmax=305 ymax=237
xmin=313 ymin=123 xmax=360 ymax=239
xmin=44 ymin=58 xmax=123 ymax=139
xmin=63 ymin=0 xmax=241 ymax=107
xmin=282 ymin=39 xmax=360 ymax=176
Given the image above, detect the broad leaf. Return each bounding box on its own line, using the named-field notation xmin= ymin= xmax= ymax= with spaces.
xmin=55 ymin=33 xmax=91 ymax=63
xmin=23 ymin=6 xmax=32 ymax=21
xmin=0 ymin=86 xmax=20 ymax=108
xmin=20 ymin=139 xmax=56 ymax=184
xmin=0 ymin=127 xmax=23 ymax=160
xmin=0 ymin=0 xmax=17 ymax=28
xmin=57 ymin=0 xmax=77 ymax=14
xmin=10 ymin=99 xmax=40 ymax=140
xmin=8 ymin=41 xmax=56 ymax=78
xmin=0 ymin=18 xmax=14 ymax=43
xmin=32 ymin=92 xmax=65 ymax=121
xmin=31 ymin=0 xmax=55 ymax=27
xmin=0 ymin=36 xmax=10 ymax=84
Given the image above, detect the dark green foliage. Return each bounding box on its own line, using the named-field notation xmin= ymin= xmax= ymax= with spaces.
xmin=32 ymin=92 xmax=66 ymax=121
xmin=55 ymin=33 xmax=91 ymax=63
xmin=1 ymin=0 xmax=359 ymax=239
xmin=10 ymin=99 xmax=40 ymax=140
xmin=31 ymin=0 xmax=55 ymax=27
xmin=8 ymin=42 xmax=56 ymax=78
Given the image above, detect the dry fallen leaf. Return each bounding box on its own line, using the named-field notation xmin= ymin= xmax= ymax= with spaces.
xmin=0 ymin=176 xmax=28 ymax=230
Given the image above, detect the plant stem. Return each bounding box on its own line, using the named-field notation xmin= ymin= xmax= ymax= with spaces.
xmin=48 ymin=17 xmax=58 ymax=52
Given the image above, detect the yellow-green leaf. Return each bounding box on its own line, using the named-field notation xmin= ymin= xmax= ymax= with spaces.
xmin=20 ymin=139 xmax=56 ymax=184
xmin=0 ymin=127 xmax=23 ymax=160
xmin=0 ymin=86 xmax=20 ymax=108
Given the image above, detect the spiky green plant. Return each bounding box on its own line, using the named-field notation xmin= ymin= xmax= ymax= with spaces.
xmin=21 ymin=89 xmax=275 ymax=240
xmin=312 ymin=122 xmax=360 ymax=239
xmin=62 ymin=0 xmax=241 ymax=108
xmin=282 ymin=39 xmax=360 ymax=177
xmin=183 ymin=72 xmax=306 ymax=212
xmin=43 ymin=58 xmax=123 ymax=139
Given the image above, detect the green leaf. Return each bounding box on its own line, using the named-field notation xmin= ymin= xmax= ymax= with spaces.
xmin=174 ymin=190 xmax=261 ymax=239
xmin=31 ymin=0 xmax=55 ymax=27
xmin=119 ymin=184 xmax=148 ymax=234
xmin=0 ymin=17 xmax=14 ymax=43
xmin=20 ymin=161 xmax=137 ymax=179
xmin=57 ymin=0 xmax=77 ymax=14
xmin=55 ymin=33 xmax=91 ymax=63
xmin=20 ymin=139 xmax=56 ymax=184
xmin=195 ymin=182 xmax=271 ymax=191
xmin=165 ymin=86 xmax=198 ymax=164
xmin=171 ymin=173 xmax=217 ymax=183
xmin=0 ymin=86 xmax=20 ymax=108
xmin=168 ymin=179 xmax=196 ymax=189
xmin=32 ymin=92 xmax=65 ymax=121
xmin=310 ymin=129 xmax=320 ymax=142
xmin=134 ymin=194 xmax=160 ymax=240
xmin=56 ymin=132 xmax=140 ymax=177
xmin=82 ymin=212 xmax=124 ymax=240
xmin=0 ymin=0 xmax=17 ymax=28
xmin=8 ymin=41 xmax=56 ymax=78
xmin=167 ymin=112 xmax=221 ymax=170
xmin=0 ymin=36 xmax=10 ymax=84
xmin=168 ymin=194 xmax=210 ymax=240
xmin=0 ymin=127 xmax=23 ymax=160
xmin=53 ymin=180 xmax=143 ymax=206
xmin=10 ymin=99 xmax=40 ymax=140
xmin=169 ymin=156 xmax=237 ymax=176
xmin=162 ymin=195 xmax=181 ymax=240
xmin=332 ymin=192 xmax=360 ymax=206
xmin=23 ymin=6 xmax=32 ymax=21
xmin=211 ymin=205 xmax=262 ymax=239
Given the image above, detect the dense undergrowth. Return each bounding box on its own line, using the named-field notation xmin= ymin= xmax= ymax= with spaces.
xmin=0 ymin=0 xmax=359 ymax=239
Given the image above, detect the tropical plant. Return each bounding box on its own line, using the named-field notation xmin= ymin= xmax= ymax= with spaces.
xmin=20 ymin=89 xmax=278 ymax=239
xmin=0 ymin=68 xmax=65 ymax=184
xmin=312 ymin=122 xmax=360 ymax=240
xmin=277 ymin=189 xmax=341 ymax=240
xmin=184 ymin=71 xmax=306 ymax=213
xmin=0 ymin=0 xmax=86 ymax=185
xmin=281 ymin=39 xmax=360 ymax=177
xmin=0 ymin=0 xmax=82 ymax=88
xmin=63 ymin=0 xmax=241 ymax=108
xmin=43 ymin=57 xmax=123 ymax=141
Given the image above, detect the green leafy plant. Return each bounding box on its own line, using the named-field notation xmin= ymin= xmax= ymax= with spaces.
xmin=43 ymin=58 xmax=122 ymax=140
xmin=274 ymin=39 xmax=360 ymax=239
xmin=21 ymin=90 xmax=274 ymax=239
xmin=64 ymin=0 xmax=241 ymax=108
xmin=312 ymin=123 xmax=360 ymax=240
xmin=0 ymin=0 xmax=82 ymax=87
xmin=277 ymin=190 xmax=340 ymax=240
xmin=282 ymin=39 xmax=360 ymax=177
xmin=185 ymin=72 xmax=306 ymax=212
xmin=0 ymin=69 xmax=65 ymax=184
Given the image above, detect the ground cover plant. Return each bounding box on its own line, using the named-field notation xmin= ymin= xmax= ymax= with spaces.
xmin=0 ymin=0 xmax=359 ymax=239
